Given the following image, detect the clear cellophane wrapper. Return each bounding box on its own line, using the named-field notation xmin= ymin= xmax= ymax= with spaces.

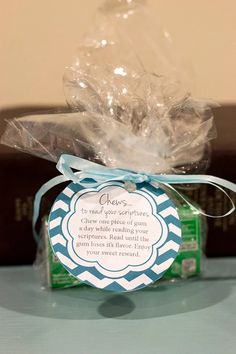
xmin=1 ymin=0 xmax=214 ymax=287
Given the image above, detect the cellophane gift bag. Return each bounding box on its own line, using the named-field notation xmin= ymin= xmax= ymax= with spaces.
xmin=0 ymin=0 xmax=217 ymax=290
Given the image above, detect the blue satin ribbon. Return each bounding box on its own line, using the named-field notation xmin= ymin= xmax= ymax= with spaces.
xmin=33 ymin=154 xmax=236 ymax=242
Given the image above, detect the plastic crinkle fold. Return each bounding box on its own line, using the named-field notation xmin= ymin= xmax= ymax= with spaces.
xmin=1 ymin=0 xmax=216 ymax=174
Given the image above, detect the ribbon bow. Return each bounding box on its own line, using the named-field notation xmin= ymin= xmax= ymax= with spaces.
xmin=33 ymin=154 xmax=236 ymax=241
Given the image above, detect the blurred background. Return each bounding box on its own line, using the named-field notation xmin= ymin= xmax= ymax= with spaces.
xmin=0 ymin=0 xmax=236 ymax=107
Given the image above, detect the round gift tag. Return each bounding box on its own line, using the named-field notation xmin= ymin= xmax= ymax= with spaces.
xmin=48 ymin=181 xmax=182 ymax=292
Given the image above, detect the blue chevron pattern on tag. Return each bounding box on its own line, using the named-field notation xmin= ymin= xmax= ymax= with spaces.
xmin=48 ymin=181 xmax=182 ymax=292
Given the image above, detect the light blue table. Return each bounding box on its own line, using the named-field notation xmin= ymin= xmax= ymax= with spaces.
xmin=0 ymin=258 xmax=236 ymax=354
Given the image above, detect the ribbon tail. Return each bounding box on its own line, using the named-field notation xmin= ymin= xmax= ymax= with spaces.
xmin=159 ymin=181 xmax=235 ymax=218
xmin=33 ymin=175 xmax=68 ymax=242
xmin=152 ymin=174 xmax=236 ymax=193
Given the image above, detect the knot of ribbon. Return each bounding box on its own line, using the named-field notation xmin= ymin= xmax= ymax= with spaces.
xmin=33 ymin=154 xmax=236 ymax=242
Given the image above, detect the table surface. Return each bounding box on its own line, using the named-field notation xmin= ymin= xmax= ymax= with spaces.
xmin=0 ymin=258 xmax=236 ymax=354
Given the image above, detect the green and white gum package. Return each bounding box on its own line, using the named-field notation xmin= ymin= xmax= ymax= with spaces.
xmin=42 ymin=203 xmax=202 ymax=289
